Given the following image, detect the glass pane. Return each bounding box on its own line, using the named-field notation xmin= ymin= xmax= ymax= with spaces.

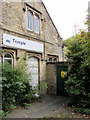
xmin=34 ymin=15 xmax=39 ymax=33
xmin=4 ymin=59 xmax=12 ymax=65
xmin=53 ymin=58 xmax=57 ymax=62
xmin=49 ymin=58 xmax=52 ymax=62
xmin=4 ymin=53 xmax=12 ymax=58
xmin=4 ymin=53 xmax=13 ymax=66
xmin=28 ymin=11 xmax=33 ymax=30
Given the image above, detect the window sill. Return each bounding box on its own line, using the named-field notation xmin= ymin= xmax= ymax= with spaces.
xmin=27 ymin=29 xmax=40 ymax=36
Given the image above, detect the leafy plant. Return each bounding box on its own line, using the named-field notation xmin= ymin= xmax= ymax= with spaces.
xmin=0 ymin=110 xmax=5 ymax=119
xmin=64 ymin=31 xmax=90 ymax=115
xmin=2 ymin=61 xmax=35 ymax=113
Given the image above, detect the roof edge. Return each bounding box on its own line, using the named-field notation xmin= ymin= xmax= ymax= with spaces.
xmin=41 ymin=0 xmax=62 ymax=40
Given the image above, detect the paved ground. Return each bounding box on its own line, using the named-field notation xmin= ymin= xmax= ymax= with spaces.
xmin=5 ymin=95 xmax=90 ymax=118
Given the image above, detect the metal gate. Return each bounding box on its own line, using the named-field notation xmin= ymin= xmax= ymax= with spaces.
xmin=57 ymin=65 xmax=68 ymax=96
xmin=28 ymin=57 xmax=39 ymax=91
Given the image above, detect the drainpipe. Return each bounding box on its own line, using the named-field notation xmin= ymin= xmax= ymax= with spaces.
xmin=62 ymin=43 xmax=64 ymax=62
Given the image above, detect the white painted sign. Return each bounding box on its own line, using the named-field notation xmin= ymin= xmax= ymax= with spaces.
xmin=3 ymin=33 xmax=44 ymax=52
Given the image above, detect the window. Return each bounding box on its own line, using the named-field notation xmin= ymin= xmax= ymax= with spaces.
xmin=4 ymin=53 xmax=13 ymax=66
xmin=27 ymin=10 xmax=33 ymax=31
xmin=27 ymin=10 xmax=40 ymax=34
xmin=49 ymin=58 xmax=52 ymax=62
xmin=34 ymin=15 xmax=39 ymax=33
xmin=53 ymin=58 xmax=57 ymax=62
xmin=47 ymin=55 xmax=59 ymax=62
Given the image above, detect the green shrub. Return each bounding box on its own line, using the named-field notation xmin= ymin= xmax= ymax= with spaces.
xmin=2 ymin=61 xmax=35 ymax=112
xmin=65 ymin=32 xmax=90 ymax=115
xmin=15 ymin=82 xmax=35 ymax=105
xmin=0 ymin=110 xmax=5 ymax=119
xmin=74 ymin=108 xmax=90 ymax=115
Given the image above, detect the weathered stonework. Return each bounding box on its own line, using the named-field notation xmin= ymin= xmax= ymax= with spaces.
xmin=0 ymin=0 xmax=64 ymax=94
xmin=46 ymin=63 xmax=57 ymax=94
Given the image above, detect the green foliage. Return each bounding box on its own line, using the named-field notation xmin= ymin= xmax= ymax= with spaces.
xmin=74 ymin=108 xmax=90 ymax=115
xmin=13 ymin=61 xmax=30 ymax=83
xmin=0 ymin=110 xmax=5 ymax=119
xmin=2 ymin=61 xmax=35 ymax=112
xmin=63 ymin=31 xmax=87 ymax=46
xmin=39 ymin=81 xmax=48 ymax=95
xmin=65 ymin=31 xmax=90 ymax=115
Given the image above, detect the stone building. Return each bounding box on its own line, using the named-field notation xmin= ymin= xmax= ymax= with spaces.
xmin=0 ymin=0 xmax=64 ymax=94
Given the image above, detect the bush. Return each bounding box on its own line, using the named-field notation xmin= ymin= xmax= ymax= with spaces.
xmin=74 ymin=108 xmax=90 ymax=115
xmin=15 ymin=82 xmax=35 ymax=105
xmin=65 ymin=32 xmax=90 ymax=115
xmin=2 ymin=61 xmax=35 ymax=112
xmin=0 ymin=110 xmax=5 ymax=119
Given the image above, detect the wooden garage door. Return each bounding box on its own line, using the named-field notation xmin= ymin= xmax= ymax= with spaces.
xmin=28 ymin=57 xmax=39 ymax=91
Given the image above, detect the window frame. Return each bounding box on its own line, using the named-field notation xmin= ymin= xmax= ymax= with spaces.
xmin=26 ymin=8 xmax=40 ymax=34
xmin=47 ymin=54 xmax=59 ymax=62
xmin=27 ymin=10 xmax=33 ymax=31
xmin=3 ymin=53 xmax=14 ymax=67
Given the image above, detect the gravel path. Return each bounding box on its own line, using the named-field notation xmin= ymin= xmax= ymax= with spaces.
xmin=4 ymin=95 xmax=90 ymax=118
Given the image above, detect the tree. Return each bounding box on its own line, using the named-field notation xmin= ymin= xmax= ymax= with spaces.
xmin=64 ymin=31 xmax=90 ymax=115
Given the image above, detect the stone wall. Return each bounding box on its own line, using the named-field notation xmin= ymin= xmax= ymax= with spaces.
xmin=1 ymin=1 xmax=63 ymax=60
xmin=46 ymin=63 xmax=57 ymax=94
xmin=0 ymin=0 xmax=64 ymax=94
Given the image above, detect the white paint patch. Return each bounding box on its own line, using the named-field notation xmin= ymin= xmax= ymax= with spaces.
xmin=28 ymin=57 xmax=39 ymax=91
